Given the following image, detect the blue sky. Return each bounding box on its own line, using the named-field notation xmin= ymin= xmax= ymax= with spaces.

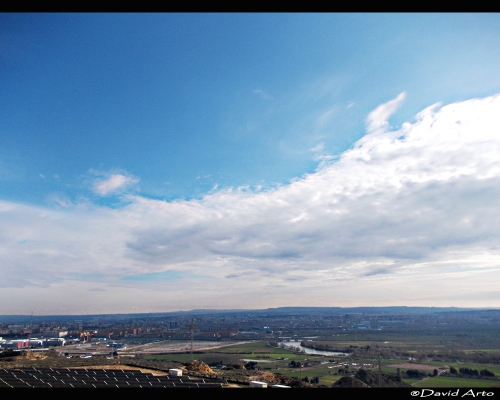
xmin=1 ymin=13 xmax=500 ymax=314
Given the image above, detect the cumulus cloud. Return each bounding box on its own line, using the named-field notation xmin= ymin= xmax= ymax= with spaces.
xmin=2 ymin=93 xmax=500 ymax=313
xmin=93 ymin=172 xmax=138 ymax=196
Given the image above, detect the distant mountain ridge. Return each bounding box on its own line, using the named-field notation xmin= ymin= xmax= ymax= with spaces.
xmin=1 ymin=305 xmax=496 ymax=323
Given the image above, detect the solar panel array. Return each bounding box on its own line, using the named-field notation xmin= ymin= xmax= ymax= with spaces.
xmin=0 ymin=367 xmax=227 ymax=388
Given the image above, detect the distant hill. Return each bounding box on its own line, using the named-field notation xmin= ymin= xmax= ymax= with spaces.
xmin=1 ymin=306 xmax=496 ymax=322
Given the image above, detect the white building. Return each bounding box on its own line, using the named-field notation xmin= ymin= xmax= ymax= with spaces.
xmin=249 ymin=380 xmax=267 ymax=388
xmin=169 ymin=369 xmax=183 ymax=377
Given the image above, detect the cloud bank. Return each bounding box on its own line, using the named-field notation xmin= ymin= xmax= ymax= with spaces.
xmin=2 ymin=93 xmax=500 ymax=314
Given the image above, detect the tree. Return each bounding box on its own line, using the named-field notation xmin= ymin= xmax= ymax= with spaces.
xmin=459 ymin=367 xmax=479 ymax=376
xmin=244 ymin=361 xmax=257 ymax=370
xmin=450 ymin=366 xmax=457 ymax=374
xmin=406 ymin=369 xmax=421 ymax=378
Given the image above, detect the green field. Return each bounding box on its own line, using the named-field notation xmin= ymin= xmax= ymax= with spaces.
xmin=145 ymin=340 xmax=344 ymax=384
xmin=403 ymin=378 xmax=422 ymax=385
xmin=413 ymin=376 xmax=500 ymax=388
xmin=305 ymin=328 xmax=500 ymax=352
xmin=143 ymin=339 xmax=500 ymax=387
xmin=207 ymin=342 xmax=275 ymax=353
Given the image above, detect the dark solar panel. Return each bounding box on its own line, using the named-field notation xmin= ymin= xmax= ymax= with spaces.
xmin=148 ymin=382 xmax=167 ymax=388
xmin=197 ymin=383 xmax=224 ymax=388
xmin=205 ymin=379 xmax=227 ymax=384
xmin=92 ymin=382 xmax=111 ymax=388
xmin=92 ymin=382 xmax=110 ymax=389
xmin=47 ymin=382 xmax=67 ymax=388
xmin=69 ymin=383 xmax=88 ymax=388
xmin=1 ymin=377 xmax=19 ymax=383
xmin=14 ymin=381 xmax=33 ymax=387
xmin=166 ymin=376 xmax=184 ymax=382
xmin=0 ymin=367 xmax=225 ymax=388
xmin=173 ymin=382 xmax=196 ymax=388
xmin=31 ymin=382 xmax=54 ymax=388
xmin=21 ymin=377 xmax=41 ymax=383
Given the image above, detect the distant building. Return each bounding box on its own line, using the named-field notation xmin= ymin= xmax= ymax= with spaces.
xmin=378 ymin=320 xmax=407 ymax=327
xmin=43 ymin=331 xmax=68 ymax=338
xmin=250 ymin=381 xmax=267 ymax=388
xmin=169 ymin=369 xmax=183 ymax=377
xmin=106 ymin=343 xmax=125 ymax=349
xmin=0 ymin=339 xmax=30 ymax=348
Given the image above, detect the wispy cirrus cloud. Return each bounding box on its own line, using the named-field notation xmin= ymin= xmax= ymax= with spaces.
xmin=366 ymin=92 xmax=406 ymax=133
xmin=253 ymin=88 xmax=273 ymax=100
xmin=308 ymin=143 xmax=324 ymax=152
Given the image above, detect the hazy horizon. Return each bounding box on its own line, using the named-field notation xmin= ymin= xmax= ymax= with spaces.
xmin=0 ymin=305 xmax=489 ymax=318
xmin=1 ymin=14 xmax=500 ymax=314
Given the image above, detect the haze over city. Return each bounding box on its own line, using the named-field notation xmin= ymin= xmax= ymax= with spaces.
xmin=1 ymin=13 xmax=500 ymax=315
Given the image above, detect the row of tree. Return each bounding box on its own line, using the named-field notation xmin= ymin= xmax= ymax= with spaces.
xmin=449 ymin=366 xmax=495 ymax=377
xmin=406 ymin=369 xmax=437 ymax=378
xmin=301 ymin=376 xmax=319 ymax=384
xmin=291 ymin=376 xmax=320 ymax=384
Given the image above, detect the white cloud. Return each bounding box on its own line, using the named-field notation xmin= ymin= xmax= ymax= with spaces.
xmin=2 ymin=93 xmax=500 ymax=313
xmin=253 ymin=88 xmax=272 ymax=100
xmin=309 ymin=143 xmax=324 ymax=152
xmin=93 ymin=173 xmax=138 ymax=196
xmin=366 ymin=92 xmax=406 ymax=133
xmin=316 ymin=109 xmax=336 ymax=126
